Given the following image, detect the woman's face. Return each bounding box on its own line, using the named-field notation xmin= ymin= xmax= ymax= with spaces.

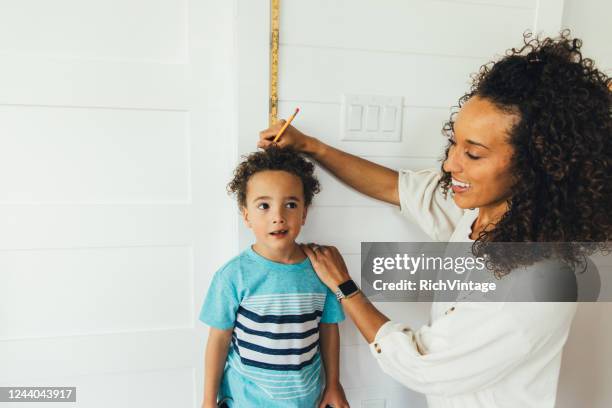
xmin=442 ymin=96 xmax=518 ymax=213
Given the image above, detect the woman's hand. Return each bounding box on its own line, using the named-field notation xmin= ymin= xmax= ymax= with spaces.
xmin=258 ymin=120 xmax=315 ymax=153
xmin=303 ymin=243 xmax=391 ymax=344
xmin=301 ymin=243 xmax=352 ymax=290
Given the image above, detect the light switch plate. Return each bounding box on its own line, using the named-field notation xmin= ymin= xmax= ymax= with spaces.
xmin=341 ymin=94 xmax=403 ymax=142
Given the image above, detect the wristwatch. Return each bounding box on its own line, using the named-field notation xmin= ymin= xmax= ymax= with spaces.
xmin=335 ymin=279 xmax=360 ymax=302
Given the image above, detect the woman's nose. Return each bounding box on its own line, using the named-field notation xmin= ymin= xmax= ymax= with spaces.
xmin=443 ymin=145 xmax=462 ymax=173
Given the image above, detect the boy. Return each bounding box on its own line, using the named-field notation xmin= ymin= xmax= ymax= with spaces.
xmin=200 ymin=147 xmax=349 ymax=408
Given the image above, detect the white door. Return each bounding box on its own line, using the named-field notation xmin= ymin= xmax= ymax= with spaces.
xmin=0 ymin=1 xmax=237 ymax=407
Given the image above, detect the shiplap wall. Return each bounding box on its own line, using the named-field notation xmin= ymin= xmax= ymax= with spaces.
xmin=562 ymin=0 xmax=612 ymax=73
xmin=274 ymin=2 xmax=540 ymax=405
xmin=234 ymin=0 xmax=583 ymax=407
xmin=556 ymin=2 xmax=612 ymax=407
xmin=0 ymin=1 xmax=238 ymax=407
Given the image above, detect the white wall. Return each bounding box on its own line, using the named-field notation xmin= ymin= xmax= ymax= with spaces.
xmin=235 ymin=1 xmax=598 ymax=407
xmin=556 ymin=3 xmax=612 ymax=407
xmin=0 ymin=1 xmax=238 ymax=407
xmin=236 ymin=0 xmax=612 ymax=407
xmin=562 ymin=0 xmax=612 ymax=74
xmin=194 ymin=1 xmax=240 ymax=406
xmin=558 ymin=304 xmax=612 ymax=408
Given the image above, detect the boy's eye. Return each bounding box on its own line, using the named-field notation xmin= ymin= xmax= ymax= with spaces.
xmin=466 ymin=152 xmax=481 ymax=160
xmin=286 ymin=202 xmax=298 ymax=209
xmin=257 ymin=203 xmax=269 ymax=210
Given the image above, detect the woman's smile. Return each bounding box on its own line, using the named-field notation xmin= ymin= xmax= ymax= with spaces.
xmin=451 ymin=177 xmax=472 ymax=194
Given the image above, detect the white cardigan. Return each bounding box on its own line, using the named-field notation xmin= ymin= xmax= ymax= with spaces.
xmin=368 ymin=169 xmax=576 ymax=407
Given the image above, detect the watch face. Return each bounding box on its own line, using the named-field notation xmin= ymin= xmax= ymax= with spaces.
xmin=338 ymin=279 xmax=359 ymax=296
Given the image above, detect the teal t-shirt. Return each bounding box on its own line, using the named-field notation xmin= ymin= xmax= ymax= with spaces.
xmin=200 ymin=246 xmax=345 ymax=408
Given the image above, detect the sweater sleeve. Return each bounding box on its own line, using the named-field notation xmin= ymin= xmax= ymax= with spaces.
xmin=368 ymin=302 xmax=575 ymax=397
xmin=397 ymin=169 xmax=465 ymax=242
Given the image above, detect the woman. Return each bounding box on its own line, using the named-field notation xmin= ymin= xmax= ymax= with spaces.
xmin=257 ymin=32 xmax=611 ymax=407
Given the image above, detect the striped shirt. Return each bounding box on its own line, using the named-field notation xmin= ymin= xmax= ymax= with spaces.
xmin=200 ymin=246 xmax=345 ymax=407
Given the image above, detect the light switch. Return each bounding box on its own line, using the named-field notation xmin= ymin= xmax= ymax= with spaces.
xmin=382 ymin=106 xmax=397 ymax=131
xmin=341 ymin=94 xmax=403 ymax=142
xmin=366 ymin=105 xmax=380 ymax=131
xmin=348 ymin=105 xmax=363 ymax=130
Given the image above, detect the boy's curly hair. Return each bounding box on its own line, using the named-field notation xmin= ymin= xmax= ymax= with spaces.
xmin=227 ymin=146 xmax=321 ymax=209
xmin=439 ymin=30 xmax=611 ymax=275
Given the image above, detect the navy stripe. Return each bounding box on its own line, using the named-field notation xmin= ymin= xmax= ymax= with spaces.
xmin=239 ymin=354 xmax=319 ymax=371
xmin=235 ymin=336 xmax=319 ymax=356
xmin=238 ymin=306 xmax=322 ymax=324
xmin=234 ymin=320 xmax=319 ymax=340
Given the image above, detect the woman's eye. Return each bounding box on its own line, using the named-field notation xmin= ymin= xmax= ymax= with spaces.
xmin=257 ymin=203 xmax=269 ymax=210
xmin=286 ymin=202 xmax=298 ymax=209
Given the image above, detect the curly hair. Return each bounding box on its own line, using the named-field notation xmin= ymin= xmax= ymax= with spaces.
xmin=227 ymin=146 xmax=321 ymax=209
xmin=439 ymin=30 xmax=611 ymax=275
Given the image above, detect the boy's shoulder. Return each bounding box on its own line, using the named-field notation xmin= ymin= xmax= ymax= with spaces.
xmin=213 ymin=248 xmax=255 ymax=278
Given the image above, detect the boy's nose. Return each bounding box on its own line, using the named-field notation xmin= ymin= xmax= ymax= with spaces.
xmin=272 ymin=210 xmax=286 ymax=224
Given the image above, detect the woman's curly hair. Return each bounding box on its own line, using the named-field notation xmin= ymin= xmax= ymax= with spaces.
xmin=439 ymin=30 xmax=611 ymax=275
xmin=228 ymin=146 xmax=321 ymax=209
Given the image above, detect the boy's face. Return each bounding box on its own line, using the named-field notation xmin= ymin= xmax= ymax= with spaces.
xmin=242 ymin=170 xmax=308 ymax=253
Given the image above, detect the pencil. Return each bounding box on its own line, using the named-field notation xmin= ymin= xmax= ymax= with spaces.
xmin=272 ymin=108 xmax=300 ymax=143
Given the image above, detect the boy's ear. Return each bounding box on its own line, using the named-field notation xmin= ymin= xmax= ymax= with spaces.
xmin=301 ymin=205 xmax=308 ymax=225
xmin=241 ymin=207 xmax=252 ymax=228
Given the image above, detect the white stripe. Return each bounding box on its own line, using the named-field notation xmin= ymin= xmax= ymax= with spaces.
xmin=244 ymin=295 xmax=325 ymax=301
xmin=243 ymin=301 xmax=324 ymax=306
xmin=242 ymin=301 xmax=325 ymax=308
xmin=236 ymin=342 xmax=319 ymax=365
xmin=244 ymin=296 xmax=325 ymax=302
xmin=246 ymin=306 xmax=323 ymax=315
xmin=245 ymin=303 xmax=324 ymax=309
xmin=258 ymin=368 xmax=320 ymax=390
xmin=243 ymin=297 xmax=325 ymax=304
xmin=234 ymin=326 xmax=319 ymax=350
xmin=236 ymin=312 xmax=320 ymax=334
xmin=243 ymin=293 xmax=326 ymax=301
xmin=262 ymin=377 xmax=321 ymax=399
xmin=264 ymin=383 xmax=320 ymax=398
xmin=244 ymin=302 xmax=324 ymax=309
xmin=228 ymin=358 xmax=322 ymax=400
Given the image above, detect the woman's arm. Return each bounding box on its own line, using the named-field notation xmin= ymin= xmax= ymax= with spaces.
xmin=302 ymin=244 xmax=390 ymax=343
xmin=202 ymin=327 xmax=233 ymax=408
xmin=301 ymin=244 xmax=577 ymax=397
xmin=259 ymin=123 xmax=399 ymax=205
xmin=336 ymin=292 xmax=390 ymax=343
